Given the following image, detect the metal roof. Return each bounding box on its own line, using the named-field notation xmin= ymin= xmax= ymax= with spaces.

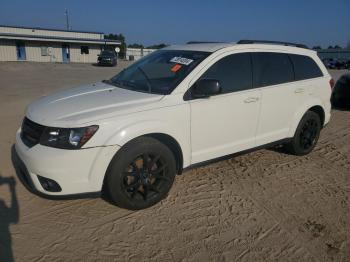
xmin=0 ymin=24 xmax=103 ymax=34
xmin=0 ymin=33 xmax=120 ymax=45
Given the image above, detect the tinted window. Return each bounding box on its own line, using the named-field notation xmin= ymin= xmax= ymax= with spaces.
xmin=289 ymin=54 xmax=323 ymax=80
xmin=252 ymin=52 xmax=294 ymax=87
xmin=200 ymin=53 xmax=252 ymax=93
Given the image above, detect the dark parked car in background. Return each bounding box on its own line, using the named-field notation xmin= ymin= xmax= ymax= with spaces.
xmin=323 ymin=58 xmax=350 ymax=70
xmin=322 ymin=58 xmax=336 ymax=69
xmin=97 ymin=50 xmax=117 ymax=66
xmin=334 ymin=59 xmax=350 ymax=70
xmin=331 ymin=73 xmax=350 ymax=107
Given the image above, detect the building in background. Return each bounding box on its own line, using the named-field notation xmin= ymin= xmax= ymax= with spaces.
xmin=0 ymin=25 xmax=120 ymax=63
xmin=126 ymin=47 xmax=156 ymax=61
xmin=317 ymin=49 xmax=350 ymax=60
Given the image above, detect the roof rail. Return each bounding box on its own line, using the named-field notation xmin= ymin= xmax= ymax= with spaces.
xmin=237 ymin=40 xmax=308 ymax=49
xmin=186 ymin=41 xmax=226 ymax=44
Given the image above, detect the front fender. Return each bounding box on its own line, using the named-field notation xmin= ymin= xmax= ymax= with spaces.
xmin=102 ymin=116 xmax=191 ymax=168
xmin=105 ymin=119 xmax=176 ymax=146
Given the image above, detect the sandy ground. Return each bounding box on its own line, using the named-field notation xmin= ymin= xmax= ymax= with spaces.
xmin=0 ymin=62 xmax=349 ymax=262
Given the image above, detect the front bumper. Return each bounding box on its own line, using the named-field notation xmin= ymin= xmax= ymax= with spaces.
xmin=14 ymin=129 xmax=120 ymax=196
xmin=98 ymin=60 xmax=115 ymax=66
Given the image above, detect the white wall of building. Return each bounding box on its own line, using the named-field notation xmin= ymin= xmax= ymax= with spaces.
xmin=25 ymin=42 xmax=62 ymax=62
xmin=69 ymin=44 xmax=101 ymax=63
xmin=0 ymin=40 xmax=103 ymax=63
xmin=0 ymin=40 xmax=16 ymax=61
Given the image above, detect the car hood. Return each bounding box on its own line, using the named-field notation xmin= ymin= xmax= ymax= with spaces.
xmin=26 ymin=82 xmax=164 ymax=127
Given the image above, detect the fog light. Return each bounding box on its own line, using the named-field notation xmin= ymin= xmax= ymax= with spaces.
xmin=37 ymin=176 xmax=62 ymax=192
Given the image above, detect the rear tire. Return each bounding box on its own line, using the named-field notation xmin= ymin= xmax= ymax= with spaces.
xmin=105 ymin=137 xmax=176 ymax=210
xmin=285 ymin=111 xmax=321 ymax=156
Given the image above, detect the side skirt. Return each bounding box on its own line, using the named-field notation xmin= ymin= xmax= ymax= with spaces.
xmin=182 ymin=138 xmax=292 ymax=173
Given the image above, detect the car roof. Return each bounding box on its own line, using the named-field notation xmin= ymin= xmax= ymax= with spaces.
xmin=163 ymin=42 xmax=315 ymax=55
xmin=163 ymin=43 xmax=235 ymax=52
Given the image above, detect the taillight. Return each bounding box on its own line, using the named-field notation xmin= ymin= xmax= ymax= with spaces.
xmin=329 ymin=78 xmax=335 ymax=89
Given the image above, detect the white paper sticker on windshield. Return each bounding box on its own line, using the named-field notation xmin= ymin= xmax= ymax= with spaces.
xmin=170 ymin=57 xmax=194 ymax=66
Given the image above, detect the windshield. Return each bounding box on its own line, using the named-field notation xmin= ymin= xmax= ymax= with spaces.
xmin=109 ymin=50 xmax=210 ymax=95
xmin=100 ymin=51 xmax=115 ymax=57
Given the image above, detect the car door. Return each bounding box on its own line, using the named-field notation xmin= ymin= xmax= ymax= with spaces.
xmin=252 ymin=52 xmax=302 ymax=146
xmin=188 ymin=53 xmax=262 ymax=164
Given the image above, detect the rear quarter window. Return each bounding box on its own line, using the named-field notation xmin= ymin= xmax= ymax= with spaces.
xmin=289 ymin=54 xmax=323 ymax=81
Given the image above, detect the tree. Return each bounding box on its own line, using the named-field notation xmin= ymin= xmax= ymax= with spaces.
xmin=334 ymin=45 xmax=342 ymax=49
xmin=128 ymin=43 xmax=144 ymax=49
xmin=312 ymin=46 xmax=322 ymax=50
xmin=146 ymin=43 xmax=168 ymax=49
xmin=104 ymin=33 xmax=126 ymax=59
xmin=327 ymin=45 xmax=334 ymax=49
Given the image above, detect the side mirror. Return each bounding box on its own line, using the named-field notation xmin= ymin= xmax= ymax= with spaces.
xmin=192 ymin=79 xmax=221 ymax=98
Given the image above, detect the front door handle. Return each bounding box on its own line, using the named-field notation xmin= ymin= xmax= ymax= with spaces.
xmin=244 ymin=97 xmax=259 ymax=103
xmin=294 ymin=88 xmax=305 ymax=94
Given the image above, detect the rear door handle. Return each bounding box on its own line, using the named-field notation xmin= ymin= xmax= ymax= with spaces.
xmin=244 ymin=97 xmax=259 ymax=103
xmin=294 ymin=88 xmax=305 ymax=94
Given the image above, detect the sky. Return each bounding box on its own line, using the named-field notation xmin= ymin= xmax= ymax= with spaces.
xmin=0 ymin=0 xmax=349 ymax=48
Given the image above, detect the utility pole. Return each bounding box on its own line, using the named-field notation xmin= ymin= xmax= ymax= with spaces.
xmin=65 ymin=9 xmax=70 ymax=31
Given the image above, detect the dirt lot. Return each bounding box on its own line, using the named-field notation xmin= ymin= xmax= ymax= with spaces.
xmin=0 ymin=62 xmax=349 ymax=262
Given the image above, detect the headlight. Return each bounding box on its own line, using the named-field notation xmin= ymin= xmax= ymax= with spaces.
xmin=40 ymin=125 xmax=99 ymax=149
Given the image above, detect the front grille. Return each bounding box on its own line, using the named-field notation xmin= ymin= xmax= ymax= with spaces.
xmin=21 ymin=117 xmax=45 ymax=148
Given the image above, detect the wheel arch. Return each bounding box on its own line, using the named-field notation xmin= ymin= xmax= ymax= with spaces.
xmin=145 ymin=133 xmax=184 ymax=175
xmin=288 ymin=102 xmax=326 ymax=137
xmin=105 ymin=132 xmax=184 ymax=178
xmin=308 ymin=105 xmax=325 ymax=126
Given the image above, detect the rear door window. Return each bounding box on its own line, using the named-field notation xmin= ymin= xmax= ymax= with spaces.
xmin=289 ymin=54 xmax=323 ymax=80
xmin=252 ymin=52 xmax=294 ymax=87
xmin=200 ymin=53 xmax=252 ymax=93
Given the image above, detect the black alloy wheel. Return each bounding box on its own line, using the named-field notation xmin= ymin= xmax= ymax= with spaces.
xmin=105 ymin=137 xmax=176 ymax=210
xmin=285 ymin=111 xmax=321 ymax=156
xmin=299 ymin=118 xmax=319 ymax=151
xmin=122 ymin=153 xmax=170 ymax=201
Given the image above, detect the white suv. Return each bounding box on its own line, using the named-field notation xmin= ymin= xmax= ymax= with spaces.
xmin=15 ymin=40 xmax=332 ymax=210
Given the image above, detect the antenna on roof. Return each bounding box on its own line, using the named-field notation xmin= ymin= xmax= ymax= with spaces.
xmin=65 ymin=9 xmax=70 ymax=31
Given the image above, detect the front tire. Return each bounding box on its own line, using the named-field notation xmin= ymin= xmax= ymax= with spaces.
xmin=285 ymin=111 xmax=321 ymax=156
xmin=105 ymin=137 xmax=176 ymax=210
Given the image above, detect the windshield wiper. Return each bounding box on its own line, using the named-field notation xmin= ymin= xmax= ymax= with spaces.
xmin=137 ymin=66 xmax=152 ymax=93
